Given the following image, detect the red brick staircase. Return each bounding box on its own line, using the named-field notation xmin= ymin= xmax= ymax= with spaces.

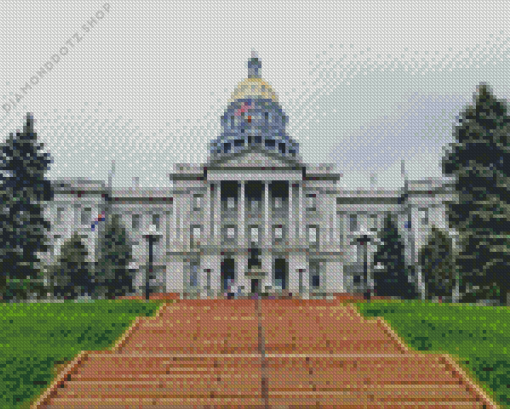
xmin=32 ymin=297 xmax=500 ymax=408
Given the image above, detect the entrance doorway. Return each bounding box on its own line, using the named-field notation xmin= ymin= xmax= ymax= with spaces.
xmin=221 ymin=258 xmax=235 ymax=293
xmin=274 ymin=258 xmax=288 ymax=290
xmin=251 ymin=279 xmax=260 ymax=294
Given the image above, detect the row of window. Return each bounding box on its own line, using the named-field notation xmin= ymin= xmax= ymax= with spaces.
xmin=54 ymin=206 xmax=429 ymax=233
xmin=222 ymin=140 xmax=290 ymax=154
xmin=191 ymin=225 xmax=319 ymax=244
xmin=188 ymin=261 xmax=321 ymax=289
xmin=347 ymin=209 xmax=429 ymax=232
xmin=55 ymin=207 xmax=162 ymax=231
xmin=225 ymin=112 xmax=274 ymax=129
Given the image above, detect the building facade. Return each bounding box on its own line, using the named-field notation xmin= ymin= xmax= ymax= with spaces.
xmin=41 ymin=54 xmax=459 ymax=298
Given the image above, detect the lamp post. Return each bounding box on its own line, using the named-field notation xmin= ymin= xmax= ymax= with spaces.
xmin=351 ymin=228 xmax=379 ymax=302
xmin=298 ymin=268 xmax=303 ymax=298
xmin=143 ymin=224 xmax=162 ymax=301
xmin=203 ymin=269 xmax=211 ymax=299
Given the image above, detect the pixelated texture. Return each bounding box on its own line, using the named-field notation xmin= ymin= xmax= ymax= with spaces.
xmin=0 ymin=1 xmax=509 ymax=407
xmin=24 ymin=298 xmax=502 ymax=408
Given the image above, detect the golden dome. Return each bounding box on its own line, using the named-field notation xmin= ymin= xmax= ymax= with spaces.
xmin=227 ymin=77 xmax=279 ymax=105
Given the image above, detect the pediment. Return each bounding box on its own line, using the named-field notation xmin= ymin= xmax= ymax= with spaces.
xmin=206 ymin=146 xmax=302 ymax=169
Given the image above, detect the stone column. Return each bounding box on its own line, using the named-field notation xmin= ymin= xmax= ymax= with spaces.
xmin=184 ymin=195 xmax=192 ymax=251
xmin=264 ymin=182 xmax=269 ymax=245
xmin=339 ymin=213 xmax=344 ymax=246
xmin=329 ymin=204 xmax=334 ymax=245
xmin=288 ymin=183 xmax=293 ymax=243
xmin=298 ymin=183 xmax=304 ymax=239
xmin=165 ymin=210 xmax=170 ymax=256
xmin=302 ymin=268 xmax=309 ymax=299
xmin=239 ymin=181 xmax=245 ymax=247
xmin=214 ymin=183 xmax=221 ymax=246
xmin=333 ymin=198 xmax=338 ymax=245
xmin=171 ymin=197 xmax=178 ymax=246
xmin=205 ymin=183 xmax=211 ymax=243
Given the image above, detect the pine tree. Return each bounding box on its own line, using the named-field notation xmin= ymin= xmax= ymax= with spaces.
xmin=0 ymin=113 xmax=54 ymax=301
xmin=94 ymin=215 xmax=134 ymax=299
xmin=49 ymin=231 xmax=91 ymax=299
xmin=418 ymin=225 xmax=456 ymax=300
xmin=442 ymin=83 xmax=510 ymax=305
xmin=373 ymin=214 xmax=418 ymax=299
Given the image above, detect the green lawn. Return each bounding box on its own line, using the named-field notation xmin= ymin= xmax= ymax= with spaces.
xmin=3 ymin=299 xmax=509 ymax=409
xmin=0 ymin=299 xmax=166 ymax=409
xmin=354 ymin=300 xmax=510 ymax=408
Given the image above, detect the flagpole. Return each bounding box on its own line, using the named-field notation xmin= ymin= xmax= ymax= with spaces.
xmin=96 ymin=160 xmax=115 ymax=297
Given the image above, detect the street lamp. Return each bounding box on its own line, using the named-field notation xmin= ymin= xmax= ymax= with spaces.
xmin=203 ymin=268 xmax=211 ymax=298
xmin=297 ymin=268 xmax=305 ymax=298
xmin=143 ymin=224 xmax=162 ymax=301
xmin=351 ymin=228 xmax=380 ymax=302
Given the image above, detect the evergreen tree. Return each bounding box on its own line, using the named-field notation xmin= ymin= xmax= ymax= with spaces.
xmin=418 ymin=225 xmax=456 ymax=300
xmin=94 ymin=215 xmax=134 ymax=299
xmin=442 ymin=83 xmax=510 ymax=305
xmin=49 ymin=231 xmax=91 ymax=299
xmin=0 ymin=113 xmax=54 ymax=301
xmin=373 ymin=214 xmax=418 ymax=299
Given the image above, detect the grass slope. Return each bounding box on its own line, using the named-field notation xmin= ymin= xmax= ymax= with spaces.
xmin=355 ymin=300 xmax=510 ymax=408
xmin=0 ymin=299 xmax=165 ymax=409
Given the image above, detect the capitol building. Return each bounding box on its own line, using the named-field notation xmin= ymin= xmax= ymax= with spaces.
xmin=41 ymin=53 xmax=458 ymax=298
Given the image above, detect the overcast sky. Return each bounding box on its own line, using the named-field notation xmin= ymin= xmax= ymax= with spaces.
xmin=1 ymin=1 xmax=509 ymax=189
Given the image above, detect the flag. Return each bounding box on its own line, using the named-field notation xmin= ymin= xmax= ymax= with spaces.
xmin=91 ymin=211 xmax=106 ymax=231
xmin=235 ymin=102 xmax=252 ymax=116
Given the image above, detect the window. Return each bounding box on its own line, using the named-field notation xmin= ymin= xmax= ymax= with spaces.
xmin=369 ymin=214 xmax=378 ymax=231
xmin=274 ymin=226 xmax=283 ymax=240
xmin=190 ymin=263 xmax=198 ymax=287
xmin=191 ymin=226 xmax=201 ymax=246
xmin=250 ymin=227 xmax=259 ymax=243
xmin=306 ymin=195 xmax=316 ymax=211
xmin=349 ymin=214 xmax=358 ymax=232
xmin=308 ymin=227 xmax=317 ymax=244
xmin=224 ymin=143 xmax=231 ymax=153
xmin=132 ymin=214 xmax=141 ymax=230
xmin=193 ymin=196 xmax=202 ymax=210
xmin=419 ymin=208 xmax=429 ymax=226
xmin=81 ymin=207 xmax=91 ymax=225
xmin=56 ymin=207 xmax=64 ymax=225
xmin=279 ymin=143 xmax=286 ymax=154
xmin=227 ymin=197 xmax=235 ymax=210
xmin=152 ymin=214 xmax=160 ymax=230
xmin=274 ymin=197 xmax=283 ymax=209
xmin=226 ymin=227 xmax=235 ymax=239
xmin=250 ymin=199 xmax=259 ymax=211
xmin=265 ymin=139 xmax=275 ymax=148
xmin=54 ymin=236 xmax=62 ymax=257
